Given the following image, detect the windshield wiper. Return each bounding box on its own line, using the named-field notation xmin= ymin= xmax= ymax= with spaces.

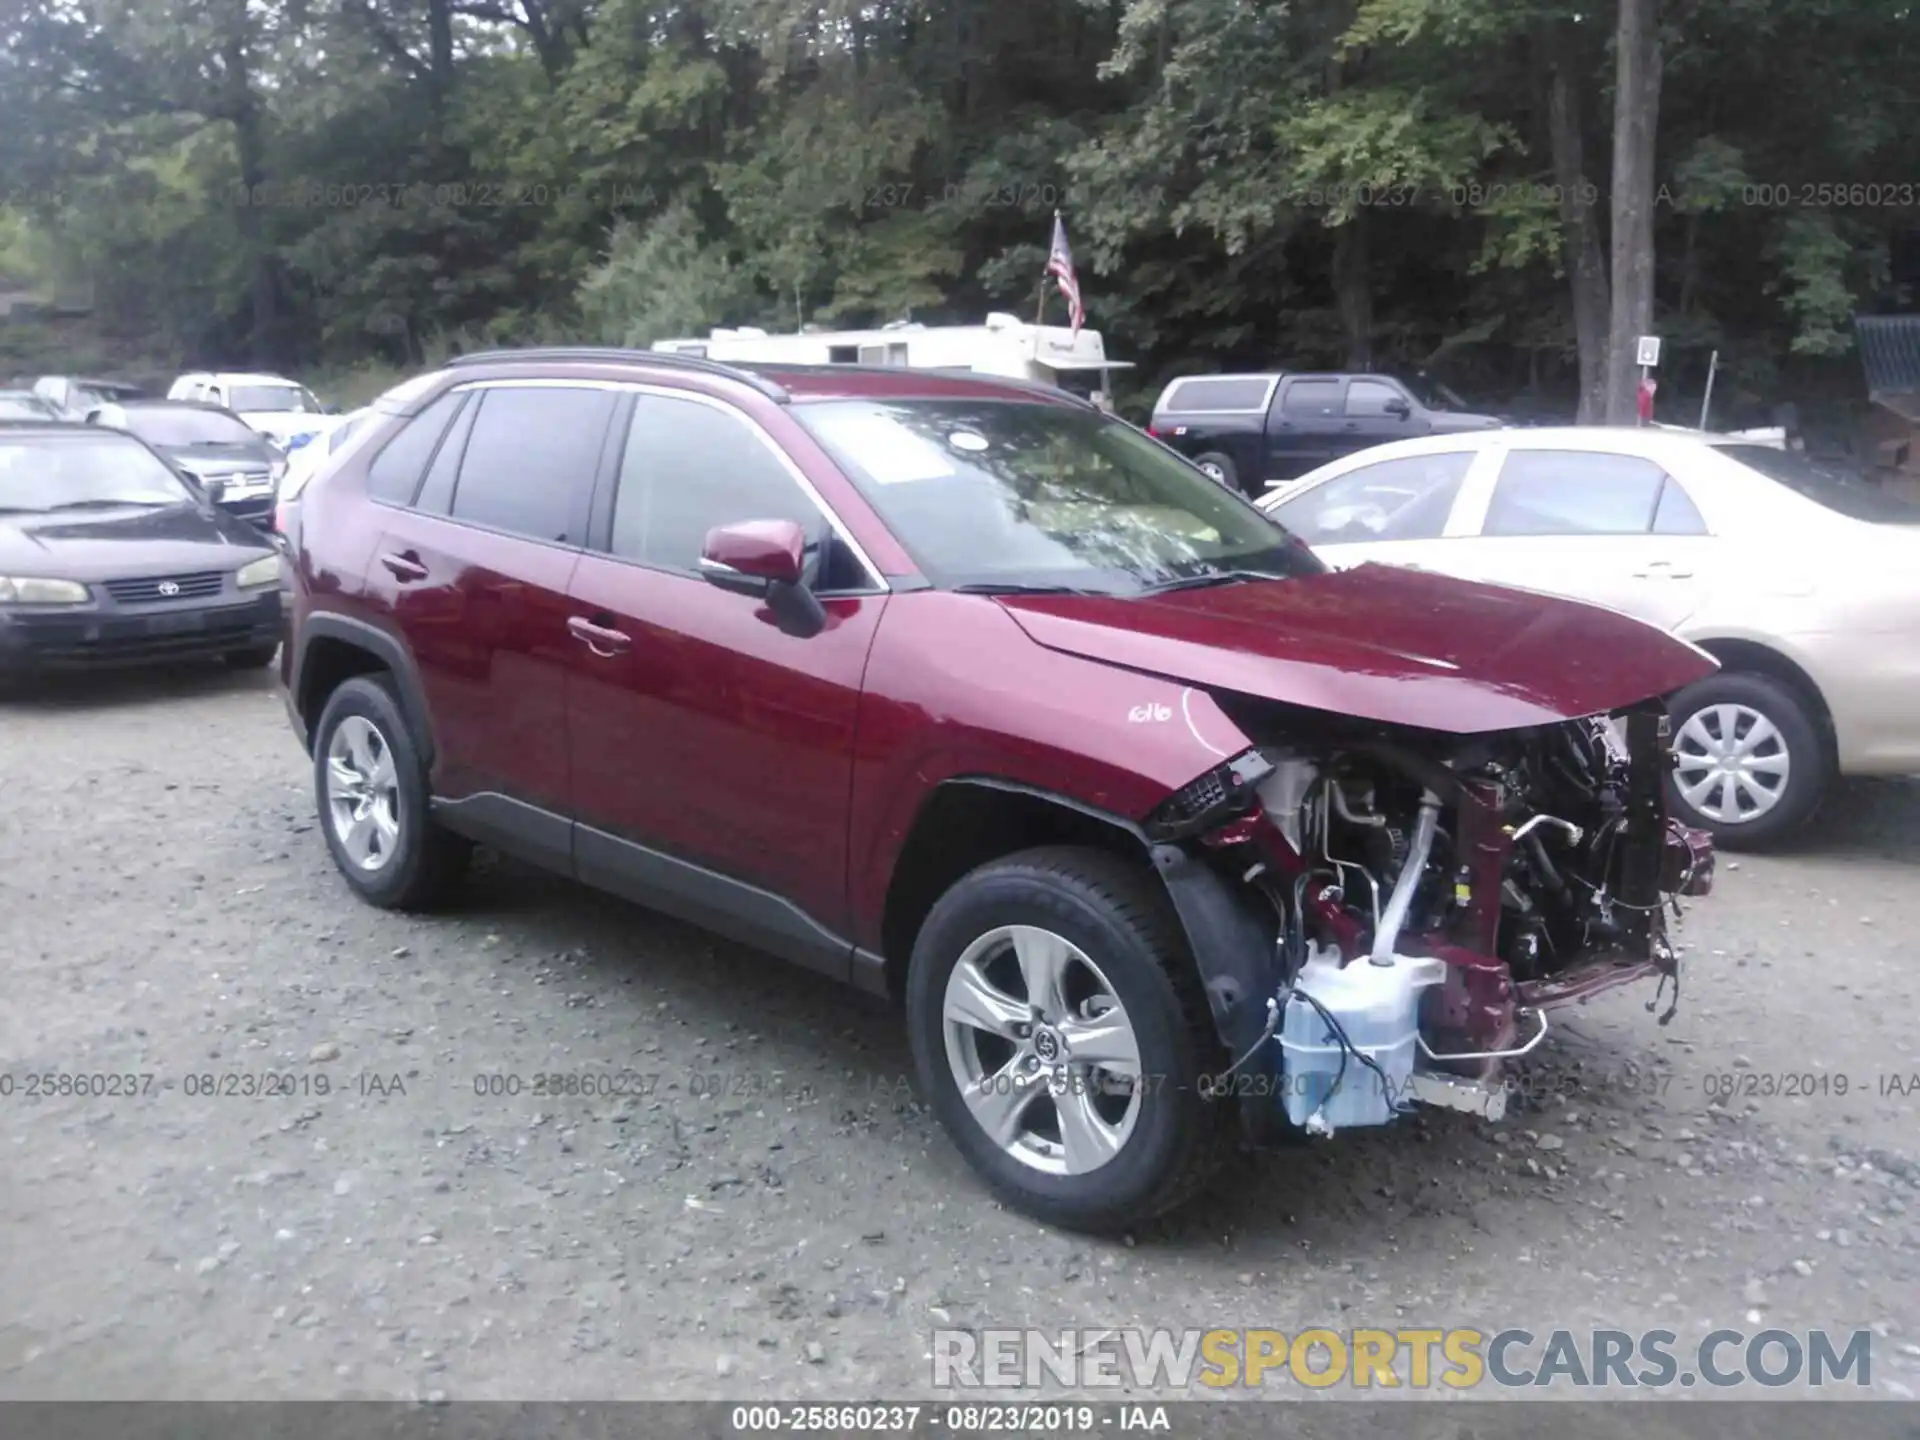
xmin=1142 ymin=569 xmax=1283 ymax=595
xmin=952 ymin=582 xmax=1105 ymax=596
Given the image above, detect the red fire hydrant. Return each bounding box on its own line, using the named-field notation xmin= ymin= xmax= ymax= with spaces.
xmin=1636 ymin=376 xmax=1657 ymax=425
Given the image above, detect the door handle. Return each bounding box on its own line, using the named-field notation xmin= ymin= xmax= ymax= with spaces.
xmin=1631 ymin=561 xmax=1694 ymax=579
xmin=567 ymin=614 xmax=631 ymax=657
xmin=379 ymin=551 xmax=428 ymax=583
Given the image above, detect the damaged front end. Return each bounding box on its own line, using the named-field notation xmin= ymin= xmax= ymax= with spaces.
xmin=1143 ymin=702 xmax=1716 ymax=1141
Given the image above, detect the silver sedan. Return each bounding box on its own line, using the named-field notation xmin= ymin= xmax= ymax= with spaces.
xmin=1261 ymin=427 xmax=1920 ymax=847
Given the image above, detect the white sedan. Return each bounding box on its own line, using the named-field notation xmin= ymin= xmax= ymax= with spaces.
xmin=1260 ymin=428 xmax=1920 ymax=847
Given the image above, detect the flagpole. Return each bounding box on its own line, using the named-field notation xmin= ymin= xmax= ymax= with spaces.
xmin=1037 ymin=210 xmax=1056 ymax=326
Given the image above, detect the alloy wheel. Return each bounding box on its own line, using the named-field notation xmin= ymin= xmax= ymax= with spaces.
xmin=325 ymin=715 xmax=402 ymax=872
xmin=1673 ymin=702 xmax=1792 ymax=825
xmin=941 ymin=924 xmax=1144 ymax=1176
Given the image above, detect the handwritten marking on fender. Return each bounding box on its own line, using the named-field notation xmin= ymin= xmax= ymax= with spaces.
xmin=1128 ymin=703 xmax=1173 ymax=724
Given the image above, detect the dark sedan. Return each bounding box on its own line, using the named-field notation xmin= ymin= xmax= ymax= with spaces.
xmin=89 ymin=399 xmax=285 ymax=529
xmin=0 ymin=425 xmax=283 ymax=676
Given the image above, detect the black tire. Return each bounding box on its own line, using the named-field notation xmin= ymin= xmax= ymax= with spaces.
xmin=1191 ymin=452 xmax=1240 ymax=492
xmin=312 ymin=674 xmax=471 ymax=909
xmin=225 ymin=644 xmax=279 ymax=669
xmin=905 ymin=846 xmax=1231 ymax=1233
xmin=1665 ymin=671 xmax=1829 ymax=850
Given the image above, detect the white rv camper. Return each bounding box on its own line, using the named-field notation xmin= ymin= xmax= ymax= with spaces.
xmin=650 ymin=313 xmax=1132 ymax=401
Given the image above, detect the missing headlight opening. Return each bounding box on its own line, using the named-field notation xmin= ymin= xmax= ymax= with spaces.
xmin=1164 ymin=700 xmax=1716 ymax=1140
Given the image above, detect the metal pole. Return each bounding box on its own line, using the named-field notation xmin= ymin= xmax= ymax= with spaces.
xmin=1699 ymin=349 xmax=1719 ymax=432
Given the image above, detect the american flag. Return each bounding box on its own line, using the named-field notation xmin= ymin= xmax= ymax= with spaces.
xmin=1045 ymin=211 xmax=1085 ymax=337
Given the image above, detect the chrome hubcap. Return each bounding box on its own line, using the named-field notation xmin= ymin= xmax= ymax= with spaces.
xmin=941 ymin=925 xmax=1143 ymax=1176
xmin=325 ymin=715 xmax=402 ymax=872
xmin=1674 ymin=703 xmax=1791 ymax=824
xmin=1199 ymin=461 xmax=1225 ymax=480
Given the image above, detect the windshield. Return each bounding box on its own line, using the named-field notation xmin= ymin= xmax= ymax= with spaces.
xmin=1717 ymin=444 xmax=1920 ymax=525
xmin=0 ymin=394 xmax=60 ymax=421
xmin=1045 ymin=369 xmax=1104 ymax=403
xmin=793 ymin=399 xmax=1324 ymax=593
xmin=120 ymin=407 xmax=263 ymax=448
xmin=0 ymin=436 xmax=192 ymax=512
xmin=1402 ymin=373 xmax=1469 ymax=412
xmin=72 ymin=384 xmax=138 ymax=411
xmin=230 ymin=383 xmax=320 ymax=413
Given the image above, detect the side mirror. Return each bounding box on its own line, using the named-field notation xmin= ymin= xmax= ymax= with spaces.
xmin=698 ymin=519 xmax=826 ymax=638
xmin=1384 ymin=396 xmax=1412 ymax=419
xmin=201 ymin=477 xmax=228 ymax=504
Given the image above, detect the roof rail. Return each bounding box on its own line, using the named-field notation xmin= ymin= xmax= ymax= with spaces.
xmin=441 ymin=347 xmax=790 ymax=402
xmin=741 ymin=362 xmax=1099 ymax=411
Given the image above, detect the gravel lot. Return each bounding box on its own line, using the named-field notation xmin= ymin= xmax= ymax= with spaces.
xmin=2 ymin=664 xmax=1918 ymax=1403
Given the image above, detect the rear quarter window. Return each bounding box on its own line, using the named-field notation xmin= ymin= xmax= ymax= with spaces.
xmin=1280 ymin=379 xmax=1343 ymax=417
xmin=366 ymin=392 xmax=466 ymax=505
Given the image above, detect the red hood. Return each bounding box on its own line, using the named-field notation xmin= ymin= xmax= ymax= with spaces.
xmin=997 ymin=564 xmax=1718 ymax=735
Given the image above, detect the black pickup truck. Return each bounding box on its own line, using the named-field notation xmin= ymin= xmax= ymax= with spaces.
xmin=1147 ymin=371 xmax=1504 ymax=495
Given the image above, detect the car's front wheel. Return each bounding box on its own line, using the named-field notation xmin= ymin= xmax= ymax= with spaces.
xmin=313 ymin=675 xmax=471 ymax=908
xmin=1666 ymin=671 xmax=1829 ymax=849
xmin=905 ymin=847 xmax=1230 ymax=1233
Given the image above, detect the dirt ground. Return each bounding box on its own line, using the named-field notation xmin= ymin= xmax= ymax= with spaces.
xmin=1 ymin=665 xmax=1917 ymax=1404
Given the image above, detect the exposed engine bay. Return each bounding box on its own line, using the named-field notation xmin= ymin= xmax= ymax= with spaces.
xmin=1142 ymin=701 xmax=1716 ymax=1136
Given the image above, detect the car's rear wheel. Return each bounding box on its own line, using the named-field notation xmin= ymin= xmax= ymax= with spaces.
xmin=1666 ymin=671 xmax=1828 ymax=850
xmin=905 ymin=846 xmax=1230 ymax=1233
xmin=1191 ymin=452 xmax=1239 ymax=492
xmin=313 ymin=675 xmax=470 ymax=909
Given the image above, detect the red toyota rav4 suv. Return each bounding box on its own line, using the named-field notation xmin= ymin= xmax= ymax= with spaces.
xmin=280 ymin=348 xmax=1715 ymax=1232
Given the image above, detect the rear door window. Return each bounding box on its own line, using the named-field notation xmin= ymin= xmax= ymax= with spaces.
xmin=1279 ymin=379 xmax=1343 ymax=418
xmin=1482 ymin=450 xmax=1668 ymax=536
xmin=447 ymin=386 xmax=615 ymax=544
xmin=1272 ymin=452 xmax=1474 ymax=545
